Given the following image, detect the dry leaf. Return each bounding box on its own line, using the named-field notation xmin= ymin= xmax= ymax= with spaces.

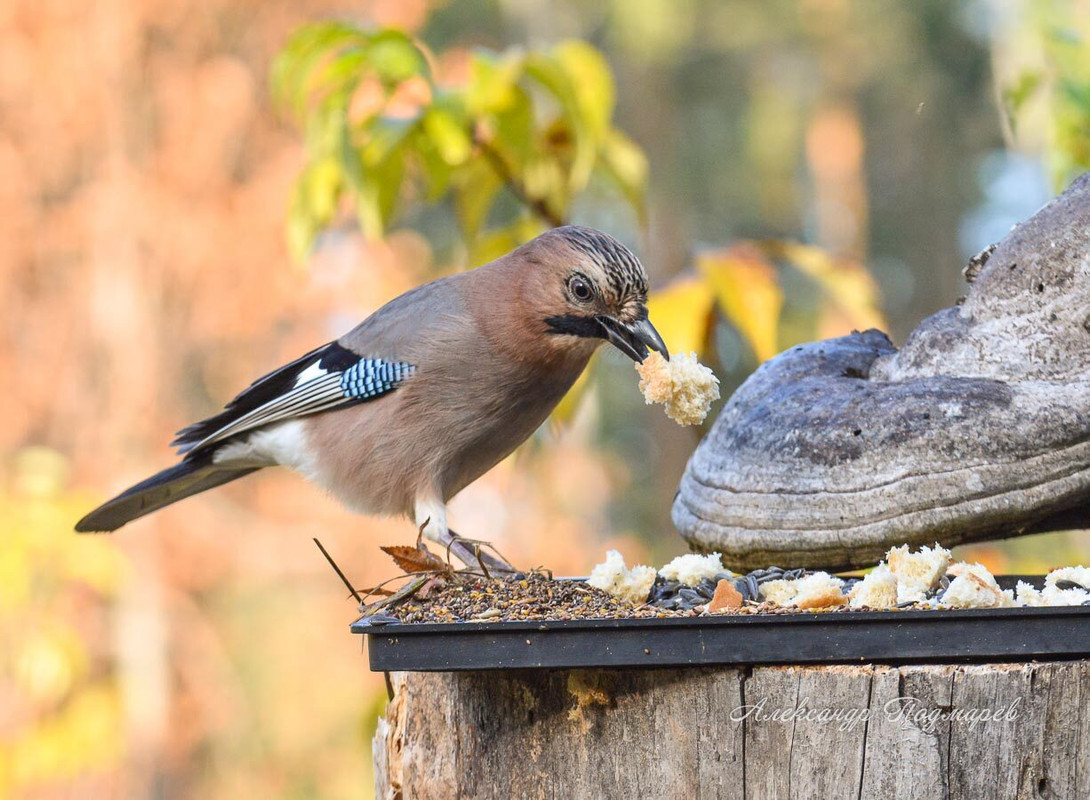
xmin=381 ymin=543 xmax=449 ymax=574
xmin=358 ymin=585 xmax=395 ymax=598
xmin=416 ymin=575 xmax=445 ymax=599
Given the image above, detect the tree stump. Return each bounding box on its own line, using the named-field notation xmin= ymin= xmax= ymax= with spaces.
xmin=374 ymin=661 xmax=1090 ymax=799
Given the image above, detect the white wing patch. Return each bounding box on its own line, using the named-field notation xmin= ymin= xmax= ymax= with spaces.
xmin=185 ymin=356 xmax=415 ymax=454
xmin=294 ymin=362 xmax=329 ymax=386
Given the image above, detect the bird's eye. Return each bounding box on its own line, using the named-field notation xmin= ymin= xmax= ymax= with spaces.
xmin=569 ymin=275 xmax=593 ymax=302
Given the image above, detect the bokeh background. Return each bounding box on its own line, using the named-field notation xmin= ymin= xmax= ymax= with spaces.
xmin=4 ymin=0 xmax=1090 ymax=797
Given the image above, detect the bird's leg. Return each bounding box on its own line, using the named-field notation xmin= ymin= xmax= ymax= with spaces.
xmin=414 ymin=496 xmax=517 ymax=574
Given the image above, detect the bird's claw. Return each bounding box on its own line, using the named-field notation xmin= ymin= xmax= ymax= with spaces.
xmin=444 ymin=530 xmax=518 ymax=577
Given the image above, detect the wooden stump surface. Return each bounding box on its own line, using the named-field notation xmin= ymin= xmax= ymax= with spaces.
xmin=374 ymin=661 xmax=1090 ymax=800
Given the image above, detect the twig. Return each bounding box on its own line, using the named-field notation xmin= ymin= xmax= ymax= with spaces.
xmin=474 ymin=134 xmax=565 ymax=228
xmin=313 ymin=538 xmax=362 ymax=603
xmin=361 ymin=575 xmax=430 ymax=618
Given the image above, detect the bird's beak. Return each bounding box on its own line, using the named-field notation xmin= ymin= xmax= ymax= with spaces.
xmin=595 ymin=314 xmax=670 ymax=363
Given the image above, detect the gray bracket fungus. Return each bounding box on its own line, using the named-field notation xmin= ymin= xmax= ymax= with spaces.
xmin=673 ymin=171 xmax=1090 ymax=571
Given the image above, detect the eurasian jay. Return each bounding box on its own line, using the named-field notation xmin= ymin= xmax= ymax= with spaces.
xmin=76 ymin=226 xmax=668 ymax=567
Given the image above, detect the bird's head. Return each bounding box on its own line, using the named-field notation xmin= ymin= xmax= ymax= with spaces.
xmin=522 ymin=225 xmax=669 ymax=364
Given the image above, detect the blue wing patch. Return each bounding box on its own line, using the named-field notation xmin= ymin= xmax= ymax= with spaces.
xmin=174 ymin=346 xmax=417 ymax=455
xmin=340 ymin=358 xmax=416 ymax=400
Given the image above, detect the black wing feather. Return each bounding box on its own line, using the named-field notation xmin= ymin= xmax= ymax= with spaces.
xmin=172 ymin=342 xmax=362 ymax=452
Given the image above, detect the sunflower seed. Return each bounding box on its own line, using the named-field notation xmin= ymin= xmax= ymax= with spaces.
xmin=1055 ymin=579 xmax=1085 ymax=591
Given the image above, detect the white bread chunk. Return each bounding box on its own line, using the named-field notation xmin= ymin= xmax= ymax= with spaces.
xmin=1041 ymin=583 xmax=1090 ymax=606
xmin=939 ymin=562 xmax=1015 ymax=608
xmin=587 ymin=550 xmax=656 ymax=605
xmin=886 ymin=543 xmax=951 ymax=603
xmin=1015 ymin=581 xmax=1045 ymax=607
xmin=659 ymin=553 xmax=728 ymax=587
xmin=760 ymin=572 xmax=847 ymax=609
xmin=848 ymin=563 xmax=898 ymax=609
xmin=636 ymin=351 xmax=720 ymax=426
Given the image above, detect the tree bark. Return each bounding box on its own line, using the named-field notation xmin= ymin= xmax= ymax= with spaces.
xmin=375 ymin=661 xmax=1090 ymax=799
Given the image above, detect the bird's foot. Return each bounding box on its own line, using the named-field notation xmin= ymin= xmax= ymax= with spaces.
xmin=419 ymin=524 xmax=517 ymax=576
xmin=414 ymin=509 xmax=519 ymax=576
xmin=446 ymin=530 xmax=519 ymax=578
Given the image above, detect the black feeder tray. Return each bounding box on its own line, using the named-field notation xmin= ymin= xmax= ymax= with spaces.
xmin=352 ymin=576 xmax=1090 ymax=672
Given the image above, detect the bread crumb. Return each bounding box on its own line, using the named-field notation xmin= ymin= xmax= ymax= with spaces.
xmin=636 ymin=351 xmax=720 ymax=426
xmin=659 ymin=552 xmax=727 ymax=586
xmin=794 ymin=573 xmax=849 ymax=609
xmin=759 ymin=572 xmax=847 ymax=609
xmin=1019 ymin=566 xmax=1090 ymax=606
xmin=849 ymin=563 xmax=898 ymax=609
xmin=706 ymin=579 xmax=743 ymax=612
xmin=887 ymin=543 xmax=951 ymax=603
xmin=1016 ymin=581 xmax=1045 ymax=607
xmin=759 ymin=579 xmax=799 ymax=606
xmin=1045 ymin=565 xmax=1090 ymax=589
xmin=938 ymin=562 xmax=1015 ymax=608
xmin=586 ymin=550 xmax=656 ymax=605
xmin=1042 ymin=584 xmax=1090 ymax=605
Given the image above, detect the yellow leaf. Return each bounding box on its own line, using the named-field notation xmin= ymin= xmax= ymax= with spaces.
xmin=600 ymin=129 xmax=649 ymax=221
xmin=762 ymin=241 xmax=886 ymax=333
xmin=549 ymin=355 xmax=595 ymax=430
xmin=646 ymin=276 xmax=715 ymax=356
xmin=466 ymin=50 xmax=523 ymax=115
xmin=553 ymin=40 xmax=615 ymax=137
xmin=422 ymin=107 xmax=472 ymax=166
xmin=697 ymin=245 xmax=784 ymax=362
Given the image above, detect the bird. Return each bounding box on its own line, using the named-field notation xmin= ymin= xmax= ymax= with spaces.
xmin=75 ymin=225 xmax=669 ymax=568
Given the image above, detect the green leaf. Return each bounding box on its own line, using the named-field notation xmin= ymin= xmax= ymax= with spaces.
xmin=272 ymin=28 xmax=650 ymax=266
xmin=422 ymin=107 xmax=472 ymax=166
xmin=361 ymin=115 xmax=419 ymax=164
xmin=271 ymin=22 xmax=370 ymax=120
xmin=553 ymin=40 xmax=615 ymax=138
xmin=368 ymin=29 xmax=427 ymax=86
xmin=523 ymin=52 xmax=594 ymax=189
xmin=353 ymin=117 xmax=414 ymax=238
xmin=521 ymin=154 xmax=568 ymax=218
xmin=466 ymin=49 xmax=524 ymax=115
xmin=523 ymin=42 xmax=613 ymax=192
xmin=454 ymin=158 xmax=503 ymax=240
xmin=489 ymin=86 xmax=535 ymax=164
xmin=414 ymin=137 xmax=455 ymax=200
xmin=467 ymin=217 xmax=544 ymax=265
xmin=1059 ymin=77 xmax=1090 ymax=110
xmin=310 ymin=46 xmax=369 ymax=103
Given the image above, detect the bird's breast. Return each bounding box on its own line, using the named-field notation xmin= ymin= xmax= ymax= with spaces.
xmin=407 ymin=349 xmax=593 ymax=500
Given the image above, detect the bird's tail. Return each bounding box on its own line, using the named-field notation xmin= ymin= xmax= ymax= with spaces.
xmin=75 ymin=455 xmax=259 ymax=533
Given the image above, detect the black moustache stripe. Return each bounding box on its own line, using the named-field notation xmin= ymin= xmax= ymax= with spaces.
xmin=544 ymin=314 xmax=605 ymax=339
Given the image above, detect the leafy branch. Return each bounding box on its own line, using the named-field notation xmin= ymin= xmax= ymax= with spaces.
xmin=271 ymin=22 xmax=645 ymax=263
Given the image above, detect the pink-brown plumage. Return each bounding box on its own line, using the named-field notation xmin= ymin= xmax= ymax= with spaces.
xmin=76 ymin=226 xmax=667 ymax=562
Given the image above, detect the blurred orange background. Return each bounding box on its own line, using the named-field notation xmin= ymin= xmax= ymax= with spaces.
xmin=4 ymin=1 xmax=1090 ymax=798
